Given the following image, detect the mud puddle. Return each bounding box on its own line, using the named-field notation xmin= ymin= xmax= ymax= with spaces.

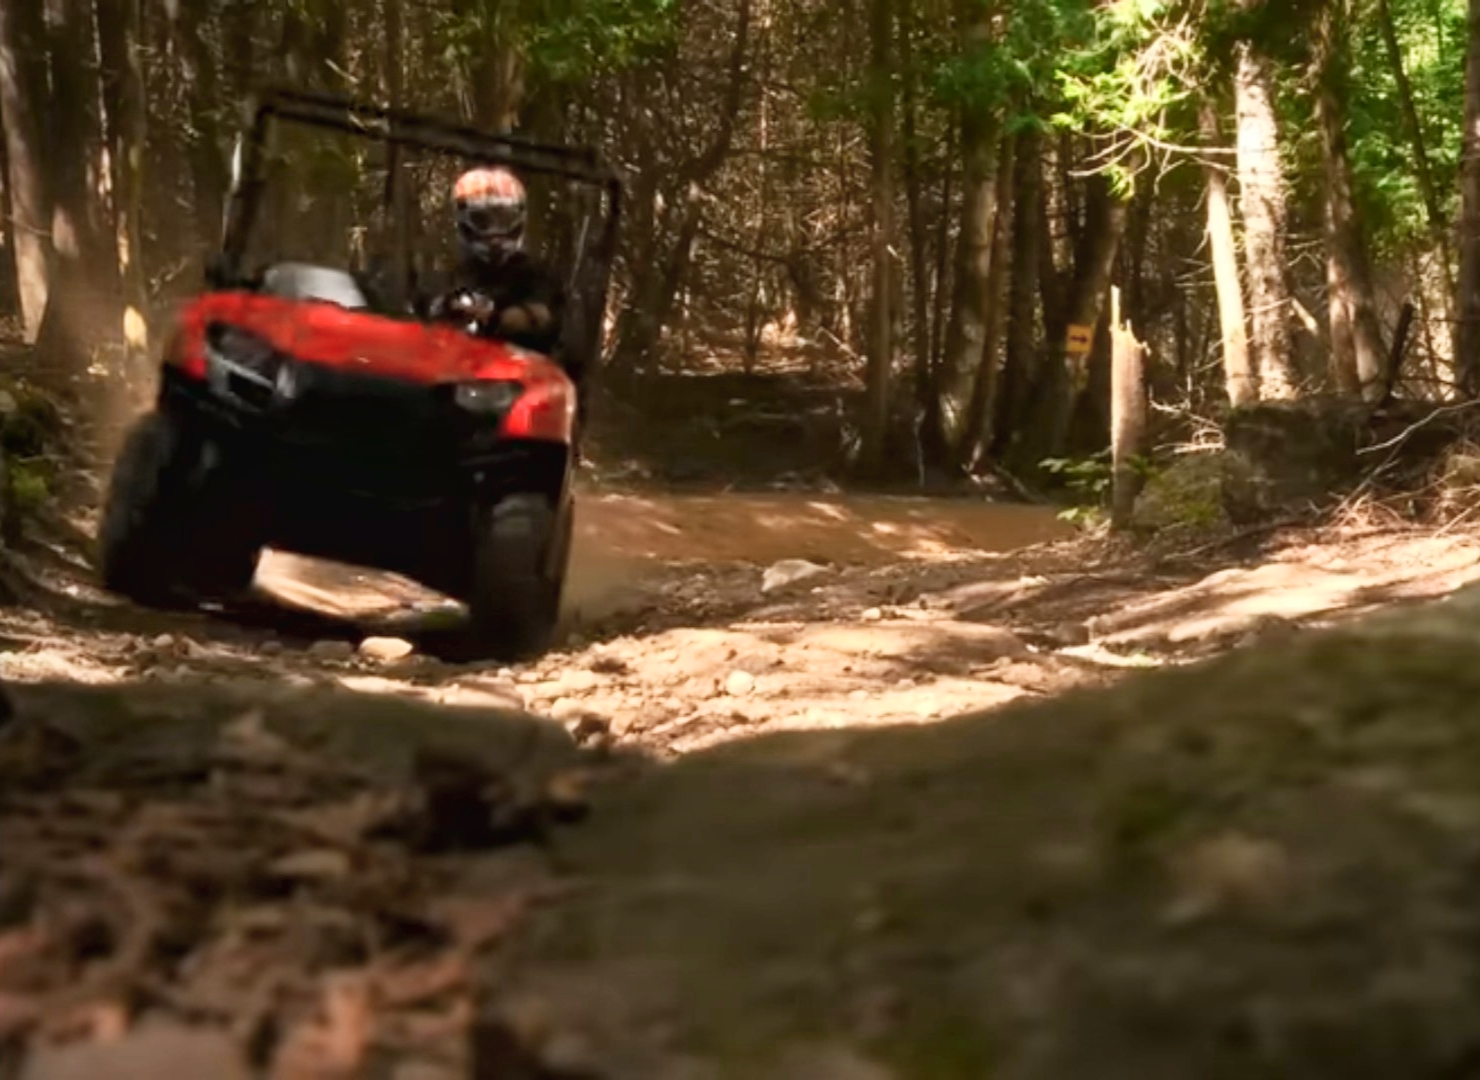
xmin=254 ymin=490 xmax=1074 ymax=629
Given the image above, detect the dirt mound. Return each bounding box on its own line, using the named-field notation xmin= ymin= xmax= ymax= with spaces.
xmin=488 ymin=586 xmax=1480 ymax=1078
xmin=0 ymin=680 xmax=588 ymax=1078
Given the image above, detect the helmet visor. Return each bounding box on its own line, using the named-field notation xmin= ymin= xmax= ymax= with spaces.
xmin=458 ymin=200 xmax=524 ymax=238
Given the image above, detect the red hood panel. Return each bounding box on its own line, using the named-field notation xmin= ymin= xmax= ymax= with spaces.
xmin=181 ymin=292 xmax=561 ymax=385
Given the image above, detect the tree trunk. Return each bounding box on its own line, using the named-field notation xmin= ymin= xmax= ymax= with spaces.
xmin=221 ymin=0 xmax=255 ymax=102
xmin=1314 ymin=0 xmax=1387 ymax=400
xmin=929 ymin=124 xmax=956 ymax=380
xmin=169 ymin=0 xmax=228 ymax=252
xmin=1233 ymin=26 xmax=1299 ymax=399
xmin=1109 ymin=287 xmax=1147 ymax=530
xmin=1011 ymin=172 xmax=1128 ymax=473
xmin=932 ymin=100 xmax=1001 ymax=466
xmin=1456 ymin=0 xmax=1480 ymax=396
xmin=383 ymin=0 xmax=415 ymax=304
xmin=1377 ymin=0 xmax=1454 ymax=289
xmin=610 ymin=0 xmax=751 ymax=374
xmin=992 ymin=127 xmax=1042 ymax=457
xmin=859 ymin=0 xmax=895 ymax=475
xmin=1200 ymin=100 xmax=1254 ymax=405
xmin=899 ymin=3 xmax=933 ymax=415
xmin=0 ymin=0 xmax=50 ymax=341
xmin=95 ymin=0 xmax=148 ymax=366
xmin=960 ymin=133 xmax=1015 ymax=468
xmin=37 ymin=0 xmax=124 ymax=374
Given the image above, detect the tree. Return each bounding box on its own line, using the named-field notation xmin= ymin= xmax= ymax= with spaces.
xmin=36 ymin=0 xmax=125 ymax=375
xmin=1312 ymin=0 xmax=1387 ymax=399
xmin=1200 ymin=99 xmax=1254 ymax=406
xmin=0 ymin=0 xmax=50 ymax=342
xmin=932 ymin=2 xmax=1001 ymax=468
xmin=861 ymin=0 xmax=896 ymax=473
xmin=1458 ymin=0 xmax=1480 ymax=396
xmin=1233 ymin=2 xmax=1299 ymax=400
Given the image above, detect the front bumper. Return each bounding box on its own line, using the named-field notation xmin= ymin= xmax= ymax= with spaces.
xmin=161 ymin=349 xmax=562 ymax=506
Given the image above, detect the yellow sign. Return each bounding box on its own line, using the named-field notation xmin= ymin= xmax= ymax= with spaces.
xmin=1065 ymin=324 xmax=1094 ymax=356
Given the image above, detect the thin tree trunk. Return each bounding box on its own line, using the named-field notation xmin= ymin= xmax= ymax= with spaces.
xmin=929 ymin=123 xmax=956 ymax=381
xmin=1377 ymin=0 xmax=1455 ymax=291
xmin=221 ymin=0 xmax=255 ymax=102
xmin=0 ymin=0 xmax=50 ymax=341
xmin=899 ymin=3 xmax=932 ymax=415
xmin=961 ymin=132 xmax=1015 ymax=468
xmin=170 ymin=0 xmax=227 ymax=251
xmin=1315 ymin=0 xmax=1387 ymax=399
xmin=1234 ymin=26 xmax=1299 ymax=399
xmin=1200 ymin=100 xmax=1254 ymax=405
xmin=1109 ymin=286 xmax=1147 ymax=530
xmin=611 ymin=0 xmax=751 ymax=373
xmin=860 ymin=0 xmax=895 ymax=474
xmin=993 ymin=126 xmax=1042 ymax=457
xmin=1012 ymin=173 xmax=1129 ymax=473
xmin=95 ymin=0 xmax=148 ymax=365
xmin=933 ymin=102 xmax=1001 ymax=465
xmin=383 ymin=0 xmax=414 ymax=303
xmin=37 ymin=0 xmax=124 ymax=374
xmin=1456 ymin=0 xmax=1480 ymax=395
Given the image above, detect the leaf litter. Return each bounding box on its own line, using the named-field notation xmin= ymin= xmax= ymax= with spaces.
xmin=0 ymin=700 xmax=589 ymax=1078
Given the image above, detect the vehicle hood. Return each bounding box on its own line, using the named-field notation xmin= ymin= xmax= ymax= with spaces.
xmin=182 ymin=291 xmax=554 ymax=384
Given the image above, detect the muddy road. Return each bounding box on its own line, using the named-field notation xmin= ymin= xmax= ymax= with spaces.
xmin=14 ymin=473 xmax=1480 ymax=1077
xmin=10 ymin=479 xmax=1480 ymax=761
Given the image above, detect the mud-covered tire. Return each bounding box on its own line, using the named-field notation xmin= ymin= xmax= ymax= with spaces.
xmin=467 ymin=493 xmax=571 ymax=662
xmin=97 ymin=410 xmax=261 ymax=607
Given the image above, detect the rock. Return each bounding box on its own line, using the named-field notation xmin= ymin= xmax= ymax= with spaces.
xmin=358 ymin=636 xmax=416 ymax=663
xmin=269 ymin=848 xmax=353 ymax=882
xmin=559 ymin=668 xmax=601 ymax=693
xmin=1048 ymin=622 xmax=1092 ymax=649
xmin=549 ymin=698 xmax=586 ymax=723
xmin=309 ymin=639 xmax=355 ymax=662
xmin=19 ymin=1023 xmax=249 ymax=1080
xmin=724 ymin=670 xmax=757 ymax=697
xmin=762 ymin=559 xmax=830 ymax=594
xmin=860 ymin=607 xmax=884 ymax=623
xmin=150 ymin=633 xmax=176 ymax=651
xmin=569 ymin=714 xmax=611 ymax=745
xmin=1221 ymin=398 xmax=1367 ymax=524
xmin=1133 ymin=452 xmax=1229 ymax=533
xmin=259 ymin=639 xmax=284 ymax=657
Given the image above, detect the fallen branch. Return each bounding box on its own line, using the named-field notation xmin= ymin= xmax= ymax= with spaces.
xmin=1358 ymin=401 xmax=1480 ymax=456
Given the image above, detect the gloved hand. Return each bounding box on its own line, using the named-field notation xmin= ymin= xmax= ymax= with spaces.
xmin=448 ymin=290 xmax=496 ymax=324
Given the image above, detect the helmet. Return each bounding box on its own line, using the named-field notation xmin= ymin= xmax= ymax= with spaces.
xmin=453 ymin=166 xmax=526 ymax=260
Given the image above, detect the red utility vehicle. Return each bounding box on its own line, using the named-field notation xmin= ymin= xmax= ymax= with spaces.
xmin=97 ymin=88 xmax=622 ymax=660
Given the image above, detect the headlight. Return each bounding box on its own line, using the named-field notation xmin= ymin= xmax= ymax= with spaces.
xmin=206 ymin=323 xmax=279 ymax=378
xmin=453 ymin=380 xmax=523 ymax=414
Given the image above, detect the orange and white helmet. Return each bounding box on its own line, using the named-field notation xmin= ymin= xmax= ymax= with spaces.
xmin=453 ymin=165 xmax=526 ymax=258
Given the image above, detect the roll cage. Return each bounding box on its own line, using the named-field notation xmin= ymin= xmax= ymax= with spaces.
xmin=212 ymin=85 xmax=624 ymax=372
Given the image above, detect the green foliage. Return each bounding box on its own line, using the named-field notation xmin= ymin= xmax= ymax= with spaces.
xmin=438 ymin=0 xmax=678 ymax=87
xmin=523 ymin=0 xmax=680 ymax=81
xmin=1345 ymin=0 xmax=1468 ymax=258
xmin=8 ymin=461 xmax=50 ymax=516
xmin=1041 ymin=450 xmax=1156 ymax=528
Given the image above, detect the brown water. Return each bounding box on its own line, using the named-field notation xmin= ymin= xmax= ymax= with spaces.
xmin=256 ymin=491 xmax=1073 ymax=624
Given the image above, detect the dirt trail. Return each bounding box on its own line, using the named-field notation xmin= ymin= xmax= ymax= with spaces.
xmin=11 ymin=480 xmax=1480 ymax=1076
xmin=255 ymin=490 xmax=1074 ymax=626
xmin=8 ymin=481 xmax=1480 ymax=763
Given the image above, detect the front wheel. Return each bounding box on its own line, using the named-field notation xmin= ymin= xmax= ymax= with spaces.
xmin=97 ymin=410 xmax=261 ymax=608
xmin=466 ymin=493 xmax=571 ymax=662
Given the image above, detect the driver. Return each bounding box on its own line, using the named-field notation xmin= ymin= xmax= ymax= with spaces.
xmin=431 ymin=165 xmax=565 ymax=357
